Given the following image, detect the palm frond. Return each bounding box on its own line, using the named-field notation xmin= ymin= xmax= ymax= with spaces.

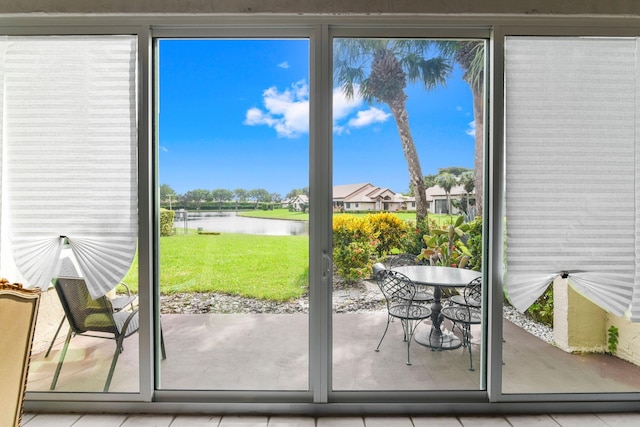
xmin=401 ymin=55 xmax=452 ymax=88
xmin=334 ymin=65 xmax=366 ymax=99
xmin=392 ymin=39 xmax=433 ymax=56
xmin=467 ymin=42 xmax=485 ymax=91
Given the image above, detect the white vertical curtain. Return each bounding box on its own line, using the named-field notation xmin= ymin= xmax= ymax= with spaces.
xmin=0 ymin=36 xmax=138 ymax=299
xmin=504 ymin=37 xmax=640 ymax=321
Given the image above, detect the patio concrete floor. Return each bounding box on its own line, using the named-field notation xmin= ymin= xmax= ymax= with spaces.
xmin=27 ymin=312 xmax=640 ymax=394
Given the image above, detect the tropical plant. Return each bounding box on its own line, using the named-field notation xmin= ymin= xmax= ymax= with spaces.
xmin=526 ymin=286 xmax=554 ymax=327
xmin=607 ymin=325 xmax=619 ymax=355
xmin=465 ymin=216 xmax=482 ymax=271
xmin=334 ymin=38 xmax=453 ymax=224
xmin=419 ymin=215 xmax=471 ymax=268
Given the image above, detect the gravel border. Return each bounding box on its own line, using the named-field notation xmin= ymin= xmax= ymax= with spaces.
xmin=160 ymin=278 xmax=554 ymax=344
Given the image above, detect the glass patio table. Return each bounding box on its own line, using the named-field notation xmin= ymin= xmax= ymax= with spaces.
xmin=391 ymin=265 xmax=481 ymax=350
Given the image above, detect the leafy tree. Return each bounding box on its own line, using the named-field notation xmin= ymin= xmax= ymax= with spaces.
xmin=160 ymin=184 xmax=178 ymax=209
xmin=211 ymin=188 xmax=234 ymax=210
xmin=286 ymin=187 xmax=309 ymax=199
xmin=183 ymin=188 xmax=210 ymax=210
xmin=334 ymin=38 xmax=453 ymax=224
xmin=423 ymin=174 xmax=438 ymax=190
xmin=438 ymin=166 xmax=470 ymax=176
xmin=234 ymin=188 xmax=248 ymax=201
xmin=271 ymin=192 xmax=283 ymax=204
xmin=248 ymin=188 xmax=271 ymax=208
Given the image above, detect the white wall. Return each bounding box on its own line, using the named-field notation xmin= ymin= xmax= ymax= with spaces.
xmin=2 ymin=0 xmax=640 ymax=15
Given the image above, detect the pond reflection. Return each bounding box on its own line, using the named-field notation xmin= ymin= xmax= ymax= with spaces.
xmin=174 ymin=211 xmax=308 ymax=236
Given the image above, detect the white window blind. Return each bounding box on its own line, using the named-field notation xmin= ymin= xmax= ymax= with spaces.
xmin=505 ymin=37 xmax=640 ymax=321
xmin=0 ymin=36 xmax=137 ymax=299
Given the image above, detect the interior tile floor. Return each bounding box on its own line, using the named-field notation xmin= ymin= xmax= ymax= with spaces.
xmin=21 ymin=412 xmax=640 ymax=426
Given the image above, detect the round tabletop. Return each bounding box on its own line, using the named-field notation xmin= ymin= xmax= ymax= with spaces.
xmin=392 ymin=265 xmax=481 ymax=288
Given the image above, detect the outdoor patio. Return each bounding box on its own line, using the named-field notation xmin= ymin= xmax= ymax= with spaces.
xmin=26 ymin=310 xmax=640 ymax=394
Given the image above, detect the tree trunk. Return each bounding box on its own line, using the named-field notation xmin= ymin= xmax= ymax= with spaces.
xmin=388 ymin=98 xmax=428 ymax=224
xmin=472 ymin=84 xmax=484 ymax=216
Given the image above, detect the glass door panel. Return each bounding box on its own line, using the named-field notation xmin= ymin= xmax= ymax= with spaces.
xmin=503 ymin=36 xmax=640 ymax=394
xmin=157 ymin=39 xmax=310 ymax=390
xmin=331 ymin=38 xmax=486 ymax=391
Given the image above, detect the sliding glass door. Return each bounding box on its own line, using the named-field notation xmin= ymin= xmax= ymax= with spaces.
xmin=156 ymin=38 xmax=310 ymax=390
xmin=330 ymin=36 xmax=487 ymax=391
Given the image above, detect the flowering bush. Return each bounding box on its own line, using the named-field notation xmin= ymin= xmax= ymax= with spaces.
xmin=402 ymin=218 xmax=436 ymax=255
xmin=366 ymin=212 xmax=412 ymax=256
xmin=332 ymin=215 xmax=378 ymax=284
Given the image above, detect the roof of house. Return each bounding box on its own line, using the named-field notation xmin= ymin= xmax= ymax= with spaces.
xmin=333 ymin=183 xmax=374 ymax=200
xmin=334 ymin=183 xmax=408 ymax=204
xmin=425 ymin=184 xmax=471 ymax=201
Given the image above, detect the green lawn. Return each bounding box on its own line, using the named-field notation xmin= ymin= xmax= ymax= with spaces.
xmin=124 ymin=232 xmax=309 ymax=301
xmin=123 ymin=209 xmax=460 ymax=300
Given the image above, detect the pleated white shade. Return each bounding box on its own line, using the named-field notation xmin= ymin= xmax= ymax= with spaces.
xmin=1 ymin=36 xmax=137 ymax=299
xmin=505 ymin=37 xmax=640 ymax=321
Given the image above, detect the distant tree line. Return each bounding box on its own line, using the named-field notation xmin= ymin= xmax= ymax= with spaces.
xmin=160 ymin=184 xmax=309 ymax=211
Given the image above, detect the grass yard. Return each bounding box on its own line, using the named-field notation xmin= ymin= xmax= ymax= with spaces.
xmin=124 ymin=232 xmax=309 ymax=301
xmin=122 ymin=210 xmax=460 ymax=300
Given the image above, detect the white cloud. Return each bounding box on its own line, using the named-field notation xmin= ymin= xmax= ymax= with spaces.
xmin=347 ymin=107 xmax=391 ymax=128
xmin=278 ymin=61 xmax=290 ymax=69
xmin=160 ymin=146 xmax=169 ymax=152
xmin=245 ymin=81 xmax=391 ymax=138
xmin=466 ymin=120 xmax=476 ymax=137
xmin=333 ymin=86 xmax=391 ymax=135
xmin=244 ymin=80 xmax=310 ymax=138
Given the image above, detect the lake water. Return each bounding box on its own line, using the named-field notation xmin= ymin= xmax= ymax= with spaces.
xmin=174 ymin=211 xmax=308 ymax=236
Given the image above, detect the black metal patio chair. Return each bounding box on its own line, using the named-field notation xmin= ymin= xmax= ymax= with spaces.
xmin=438 ymin=277 xmax=482 ymax=371
xmin=372 ymin=263 xmax=432 ymax=365
xmin=383 ymin=253 xmax=434 ymax=304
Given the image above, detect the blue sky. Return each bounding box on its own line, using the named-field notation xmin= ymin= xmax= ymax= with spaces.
xmin=159 ymin=39 xmax=476 ymax=197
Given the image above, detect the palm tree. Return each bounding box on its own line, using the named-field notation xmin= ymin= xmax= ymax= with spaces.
xmin=460 ymin=169 xmax=476 ymax=216
xmin=454 ymin=41 xmax=485 ymax=216
xmin=435 ymin=172 xmax=458 ymax=214
xmin=334 ymin=39 xmax=453 ymax=224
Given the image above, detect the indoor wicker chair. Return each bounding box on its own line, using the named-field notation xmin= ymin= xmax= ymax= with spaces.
xmin=372 ymin=263 xmax=432 ymax=365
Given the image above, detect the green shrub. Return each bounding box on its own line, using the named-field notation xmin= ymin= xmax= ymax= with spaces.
xmin=367 ymin=212 xmax=412 ymax=256
xmin=160 ymin=208 xmax=175 ymax=236
xmin=402 ymin=218 xmax=434 ymax=256
xmin=332 ymin=214 xmax=378 ymax=284
xmin=526 ymin=285 xmax=553 ymax=327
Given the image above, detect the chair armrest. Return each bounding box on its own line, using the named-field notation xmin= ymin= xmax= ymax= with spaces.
xmin=115 ymin=282 xmax=132 ymax=297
